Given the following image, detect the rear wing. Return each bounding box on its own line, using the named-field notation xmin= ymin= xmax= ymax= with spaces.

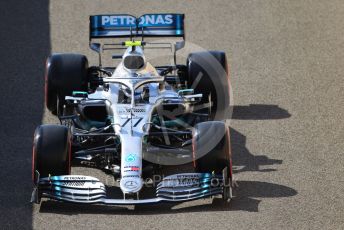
xmin=89 ymin=13 xmax=185 ymax=39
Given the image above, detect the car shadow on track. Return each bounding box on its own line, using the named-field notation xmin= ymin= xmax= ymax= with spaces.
xmin=231 ymin=104 xmax=291 ymax=120
xmin=231 ymin=127 xmax=283 ymax=173
xmin=230 ymin=104 xmax=289 ymax=173
xmin=38 ymin=104 xmax=296 ymax=214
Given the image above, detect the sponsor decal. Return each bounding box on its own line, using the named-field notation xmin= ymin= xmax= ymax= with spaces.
xmin=159 ymin=174 xmax=222 ymax=188
xmin=122 ymin=175 xmax=140 ymax=178
xmin=124 ymin=166 xmax=140 ymax=172
xmin=101 ymin=14 xmax=174 ymax=27
xmin=63 ymin=176 xmax=86 ymax=180
xmin=130 ymin=166 xmax=140 ymax=171
xmin=61 ymin=181 xmax=85 ymax=187
xmin=101 ymin=15 xmax=136 ymax=26
xmin=125 ymin=154 xmax=136 ymax=163
xmin=138 ymin=14 xmax=173 ymax=26
xmin=124 ymin=180 xmax=138 ymax=189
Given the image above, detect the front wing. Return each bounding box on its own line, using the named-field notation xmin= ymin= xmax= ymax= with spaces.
xmin=31 ymin=173 xmax=227 ymax=205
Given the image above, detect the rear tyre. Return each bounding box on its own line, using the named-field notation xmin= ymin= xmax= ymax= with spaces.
xmin=187 ymin=51 xmax=230 ymax=120
xmin=45 ymin=53 xmax=89 ymax=115
xmin=32 ymin=125 xmax=71 ymax=183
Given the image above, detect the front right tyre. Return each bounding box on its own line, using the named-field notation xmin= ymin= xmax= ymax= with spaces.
xmin=32 ymin=125 xmax=71 ymax=183
xmin=45 ymin=53 xmax=89 ymax=115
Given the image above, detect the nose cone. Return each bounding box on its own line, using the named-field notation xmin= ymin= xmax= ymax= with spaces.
xmin=120 ymin=177 xmax=143 ymax=194
xmin=120 ymin=135 xmax=144 ymax=194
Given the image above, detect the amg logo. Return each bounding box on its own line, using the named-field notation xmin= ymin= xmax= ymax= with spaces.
xmin=63 ymin=176 xmax=86 ymax=180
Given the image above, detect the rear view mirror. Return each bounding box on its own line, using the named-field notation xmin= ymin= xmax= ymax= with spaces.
xmin=90 ymin=43 xmax=101 ymax=53
xmin=175 ymin=41 xmax=185 ymax=52
xmin=90 ymin=43 xmax=102 ymax=66
xmin=173 ymin=41 xmax=185 ymax=66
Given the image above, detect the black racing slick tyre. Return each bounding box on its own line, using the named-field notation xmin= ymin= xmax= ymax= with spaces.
xmin=192 ymin=121 xmax=232 ymax=177
xmin=192 ymin=121 xmax=233 ymax=201
xmin=32 ymin=125 xmax=71 ymax=183
xmin=45 ymin=53 xmax=89 ymax=115
xmin=187 ymin=51 xmax=230 ymax=120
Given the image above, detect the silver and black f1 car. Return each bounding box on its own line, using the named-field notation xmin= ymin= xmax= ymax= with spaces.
xmin=31 ymin=14 xmax=232 ymax=205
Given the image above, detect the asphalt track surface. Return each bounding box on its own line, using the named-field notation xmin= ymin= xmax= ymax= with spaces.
xmin=0 ymin=0 xmax=343 ymax=229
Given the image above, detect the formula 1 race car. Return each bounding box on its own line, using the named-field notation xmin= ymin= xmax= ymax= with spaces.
xmin=31 ymin=13 xmax=232 ymax=205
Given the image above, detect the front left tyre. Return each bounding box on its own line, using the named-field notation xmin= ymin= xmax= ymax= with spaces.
xmin=187 ymin=51 xmax=230 ymax=121
xmin=192 ymin=121 xmax=233 ymax=201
